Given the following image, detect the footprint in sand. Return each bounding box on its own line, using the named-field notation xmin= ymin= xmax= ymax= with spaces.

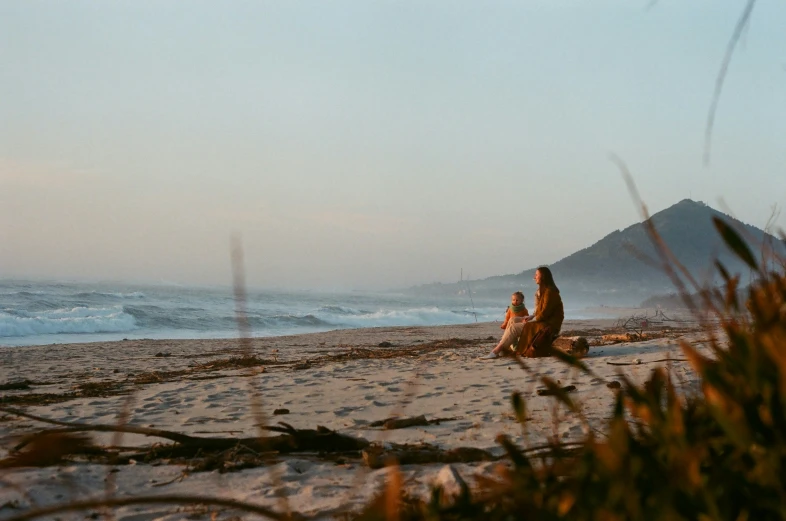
xmin=561 ymin=425 xmax=585 ymax=439
xmin=285 ymin=460 xmax=313 ymax=475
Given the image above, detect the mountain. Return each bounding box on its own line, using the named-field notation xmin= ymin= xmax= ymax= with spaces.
xmin=409 ymin=199 xmax=785 ymax=306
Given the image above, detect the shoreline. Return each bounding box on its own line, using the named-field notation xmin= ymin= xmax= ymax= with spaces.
xmin=0 ymin=305 xmax=676 ymax=349
xmin=0 ymin=316 xmax=705 ymax=519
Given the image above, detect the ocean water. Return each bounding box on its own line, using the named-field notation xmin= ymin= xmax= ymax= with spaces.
xmin=0 ymin=280 xmax=513 ymax=347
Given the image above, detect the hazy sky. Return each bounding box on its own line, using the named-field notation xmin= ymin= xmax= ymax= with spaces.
xmin=1 ymin=1 xmax=785 ymax=290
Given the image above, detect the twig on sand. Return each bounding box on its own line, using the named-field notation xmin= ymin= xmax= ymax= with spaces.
xmin=362 ymin=444 xmax=497 ymax=469
xmin=0 ymin=407 xmax=369 ymax=456
xmin=536 ymin=385 xmax=577 ymax=396
xmin=368 ymin=415 xmax=459 ymax=429
xmin=0 ymin=407 xmax=505 ymax=473
xmin=606 ymin=358 xmax=687 ymax=366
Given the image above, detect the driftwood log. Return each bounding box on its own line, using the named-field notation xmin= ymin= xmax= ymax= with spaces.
xmin=1 ymin=407 xmax=369 ymax=460
xmin=537 ymin=385 xmax=577 ymax=396
xmin=551 ymin=336 xmax=590 ymax=357
xmin=362 ymin=444 xmax=497 ymax=469
xmin=368 ymin=415 xmax=459 ymax=430
xmin=0 ymin=408 xmax=592 ymax=475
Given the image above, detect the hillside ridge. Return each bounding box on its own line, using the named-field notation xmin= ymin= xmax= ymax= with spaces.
xmin=408 ymin=199 xmax=784 ymax=305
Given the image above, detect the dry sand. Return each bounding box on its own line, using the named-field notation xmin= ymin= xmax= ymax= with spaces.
xmin=0 ymin=316 xmax=708 ymax=520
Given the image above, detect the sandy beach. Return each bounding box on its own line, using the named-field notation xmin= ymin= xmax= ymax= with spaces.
xmin=0 ymin=315 xmax=708 ymax=520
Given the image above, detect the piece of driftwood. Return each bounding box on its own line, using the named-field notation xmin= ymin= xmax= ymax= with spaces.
xmin=362 ymin=444 xmax=496 ymax=469
xmin=551 ymin=337 xmax=590 ymax=357
xmin=368 ymin=415 xmax=459 ymax=429
xmin=373 ymin=415 xmax=427 ymax=429
xmin=0 ymin=432 xmax=98 ymax=468
xmin=536 ymin=385 xmax=577 ymax=396
xmin=605 ymin=358 xmax=687 ymax=366
xmin=1 ymin=407 xmax=369 ymax=459
xmin=0 ymin=381 xmax=33 ymax=391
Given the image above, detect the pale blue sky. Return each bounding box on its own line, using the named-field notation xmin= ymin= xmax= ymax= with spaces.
xmin=1 ymin=1 xmax=784 ymax=289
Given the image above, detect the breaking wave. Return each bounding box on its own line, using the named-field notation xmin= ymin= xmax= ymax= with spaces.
xmin=0 ymin=281 xmax=503 ymax=345
xmin=0 ymin=306 xmax=138 ymax=337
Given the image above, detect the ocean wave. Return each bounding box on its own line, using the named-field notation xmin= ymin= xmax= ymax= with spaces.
xmin=121 ymin=305 xmax=332 ymax=331
xmin=320 ymin=306 xmax=492 ymax=328
xmin=124 ymin=305 xmax=204 ymax=330
xmin=220 ymin=313 xmax=331 ymax=329
xmin=315 ymin=305 xmax=366 ymax=316
xmin=73 ymin=291 xmax=146 ymax=299
xmin=13 ymin=306 xmax=124 ymax=319
xmin=6 ymin=290 xmax=48 ymax=297
xmin=257 ymin=314 xmax=330 ymax=327
xmin=0 ymin=282 xmax=506 ymax=345
xmin=0 ymin=306 xmax=138 ymax=337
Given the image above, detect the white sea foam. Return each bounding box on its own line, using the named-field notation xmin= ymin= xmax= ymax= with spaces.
xmin=0 ymin=306 xmax=138 ymax=337
xmin=322 ymin=306 xmax=497 ymax=328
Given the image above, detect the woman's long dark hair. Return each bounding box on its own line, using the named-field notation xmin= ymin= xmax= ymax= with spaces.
xmin=537 ymin=266 xmax=559 ymax=293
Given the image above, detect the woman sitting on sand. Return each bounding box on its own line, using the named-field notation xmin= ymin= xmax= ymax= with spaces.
xmin=482 ymin=266 xmax=564 ymax=359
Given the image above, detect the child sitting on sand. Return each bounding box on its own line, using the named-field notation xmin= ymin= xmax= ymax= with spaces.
xmin=500 ymin=291 xmax=528 ymax=330
xmin=480 ymin=291 xmax=530 ymax=359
